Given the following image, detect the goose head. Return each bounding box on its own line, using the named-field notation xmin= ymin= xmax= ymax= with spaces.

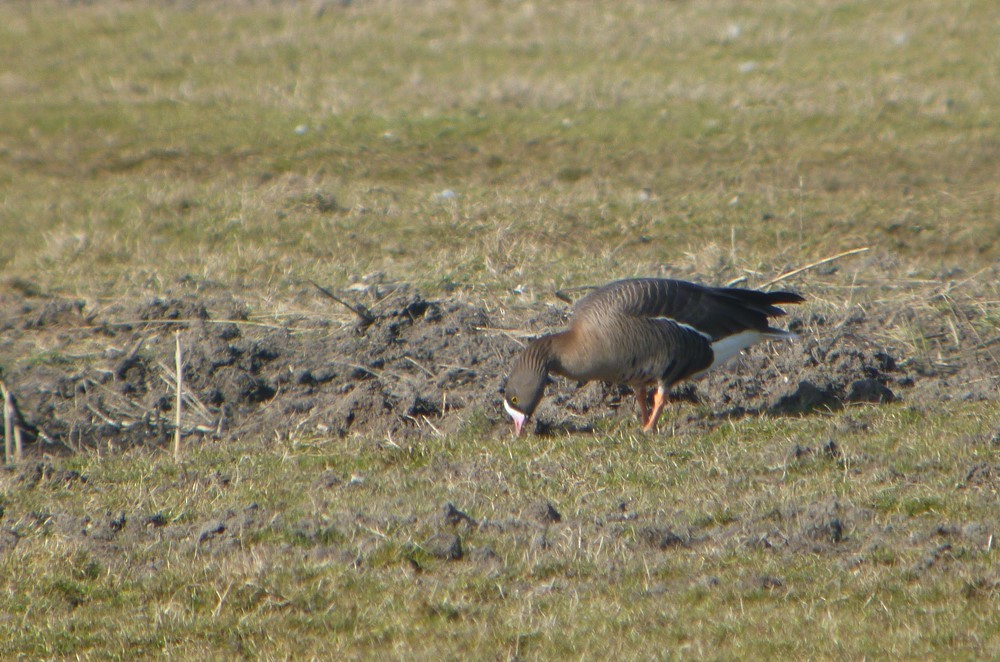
xmin=502 ymin=339 xmax=554 ymax=435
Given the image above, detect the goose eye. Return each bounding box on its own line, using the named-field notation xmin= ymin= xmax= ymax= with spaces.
xmin=510 ymin=396 xmax=519 ymax=406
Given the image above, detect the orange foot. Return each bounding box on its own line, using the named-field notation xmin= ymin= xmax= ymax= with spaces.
xmin=641 ymin=386 xmax=667 ymax=433
xmin=634 ymin=385 xmax=649 ymax=424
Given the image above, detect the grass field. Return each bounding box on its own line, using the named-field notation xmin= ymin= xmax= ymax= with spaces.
xmin=1 ymin=1 xmax=997 ymax=659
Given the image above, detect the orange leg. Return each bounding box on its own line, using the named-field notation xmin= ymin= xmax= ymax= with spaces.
xmin=634 ymin=385 xmax=649 ymax=425
xmin=642 ymin=385 xmax=668 ymax=433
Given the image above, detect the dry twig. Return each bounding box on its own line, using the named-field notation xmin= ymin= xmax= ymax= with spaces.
xmin=156 ymin=362 xmax=214 ymax=424
xmin=403 ymin=356 xmax=436 ymax=378
xmin=174 ymin=331 xmax=183 ymax=461
xmin=1 ymin=381 xmax=23 ymax=463
xmin=310 ymin=280 xmax=376 ymax=326
xmin=1 ymin=381 xmax=12 ymax=463
xmin=761 ymin=247 xmax=870 ymax=288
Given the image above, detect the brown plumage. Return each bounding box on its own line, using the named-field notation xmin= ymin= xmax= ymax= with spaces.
xmin=503 ymin=278 xmax=805 ymax=434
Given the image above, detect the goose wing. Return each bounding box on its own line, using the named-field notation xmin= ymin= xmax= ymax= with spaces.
xmin=574 ymin=278 xmax=803 ymax=341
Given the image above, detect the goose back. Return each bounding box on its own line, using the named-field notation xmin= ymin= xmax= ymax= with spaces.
xmin=572 ymin=278 xmax=804 ymax=340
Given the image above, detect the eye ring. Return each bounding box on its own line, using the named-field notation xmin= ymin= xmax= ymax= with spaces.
xmin=510 ymin=396 xmax=519 ymax=406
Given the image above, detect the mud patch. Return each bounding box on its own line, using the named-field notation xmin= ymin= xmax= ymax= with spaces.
xmin=0 ymin=276 xmax=996 ymax=452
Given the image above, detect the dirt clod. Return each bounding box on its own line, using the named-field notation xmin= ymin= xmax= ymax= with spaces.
xmin=145 ymin=513 xmax=168 ymax=528
xmin=109 ymin=513 xmax=127 ymax=533
xmin=198 ymin=520 xmax=227 ymax=543
xmin=0 ymin=529 xmax=18 ymax=556
xmin=846 ymin=378 xmax=896 ymax=404
xmin=795 ymin=499 xmax=857 ymax=550
xmin=639 ymin=526 xmax=688 ymax=550
xmin=442 ymin=503 xmax=477 ymax=527
xmin=423 ymin=533 xmax=463 ymax=560
xmin=822 ymin=439 xmax=841 ymax=459
xmin=527 ymin=501 xmax=562 ymax=524
xmin=758 ymin=576 xmax=784 ymax=590
xmin=17 ymin=463 xmax=87 ymax=489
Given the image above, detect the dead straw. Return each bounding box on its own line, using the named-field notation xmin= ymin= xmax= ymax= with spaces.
xmin=309 ymin=280 xmax=376 ymax=326
xmin=761 ymin=247 xmax=870 ymax=288
xmin=174 ymin=331 xmax=183 ymax=461
xmin=1 ymin=381 xmax=12 ymax=464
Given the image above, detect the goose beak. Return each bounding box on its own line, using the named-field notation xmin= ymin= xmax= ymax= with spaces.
xmin=503 ymin=399 xmax=528 ymax=436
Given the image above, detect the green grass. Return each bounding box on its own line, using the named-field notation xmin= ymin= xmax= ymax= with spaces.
xmin=1 ymin=402 xmax=997 ymax=658
xmin=1 ymin=0 xmax=998 ymax=658
xmin=2 ymin=0 xmax=998 ymax=300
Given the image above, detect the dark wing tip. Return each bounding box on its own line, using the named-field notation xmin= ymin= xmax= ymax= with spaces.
xmin=767 ymin=291 xmax=806 ymax=305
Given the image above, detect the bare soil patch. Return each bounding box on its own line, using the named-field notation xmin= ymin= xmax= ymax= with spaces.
xmin=1 ymin=274 xmax=996 ymax=454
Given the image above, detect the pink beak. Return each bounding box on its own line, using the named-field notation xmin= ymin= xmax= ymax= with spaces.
xmin=503 ymin=399 xmax=528 ymax=436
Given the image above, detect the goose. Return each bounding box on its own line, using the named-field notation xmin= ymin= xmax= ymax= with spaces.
xmin=503 ymin=278 xmax=805 ymax=435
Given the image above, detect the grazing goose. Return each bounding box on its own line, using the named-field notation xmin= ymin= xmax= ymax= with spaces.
xmin=503 ymin=278 xmax=805 ymax=435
